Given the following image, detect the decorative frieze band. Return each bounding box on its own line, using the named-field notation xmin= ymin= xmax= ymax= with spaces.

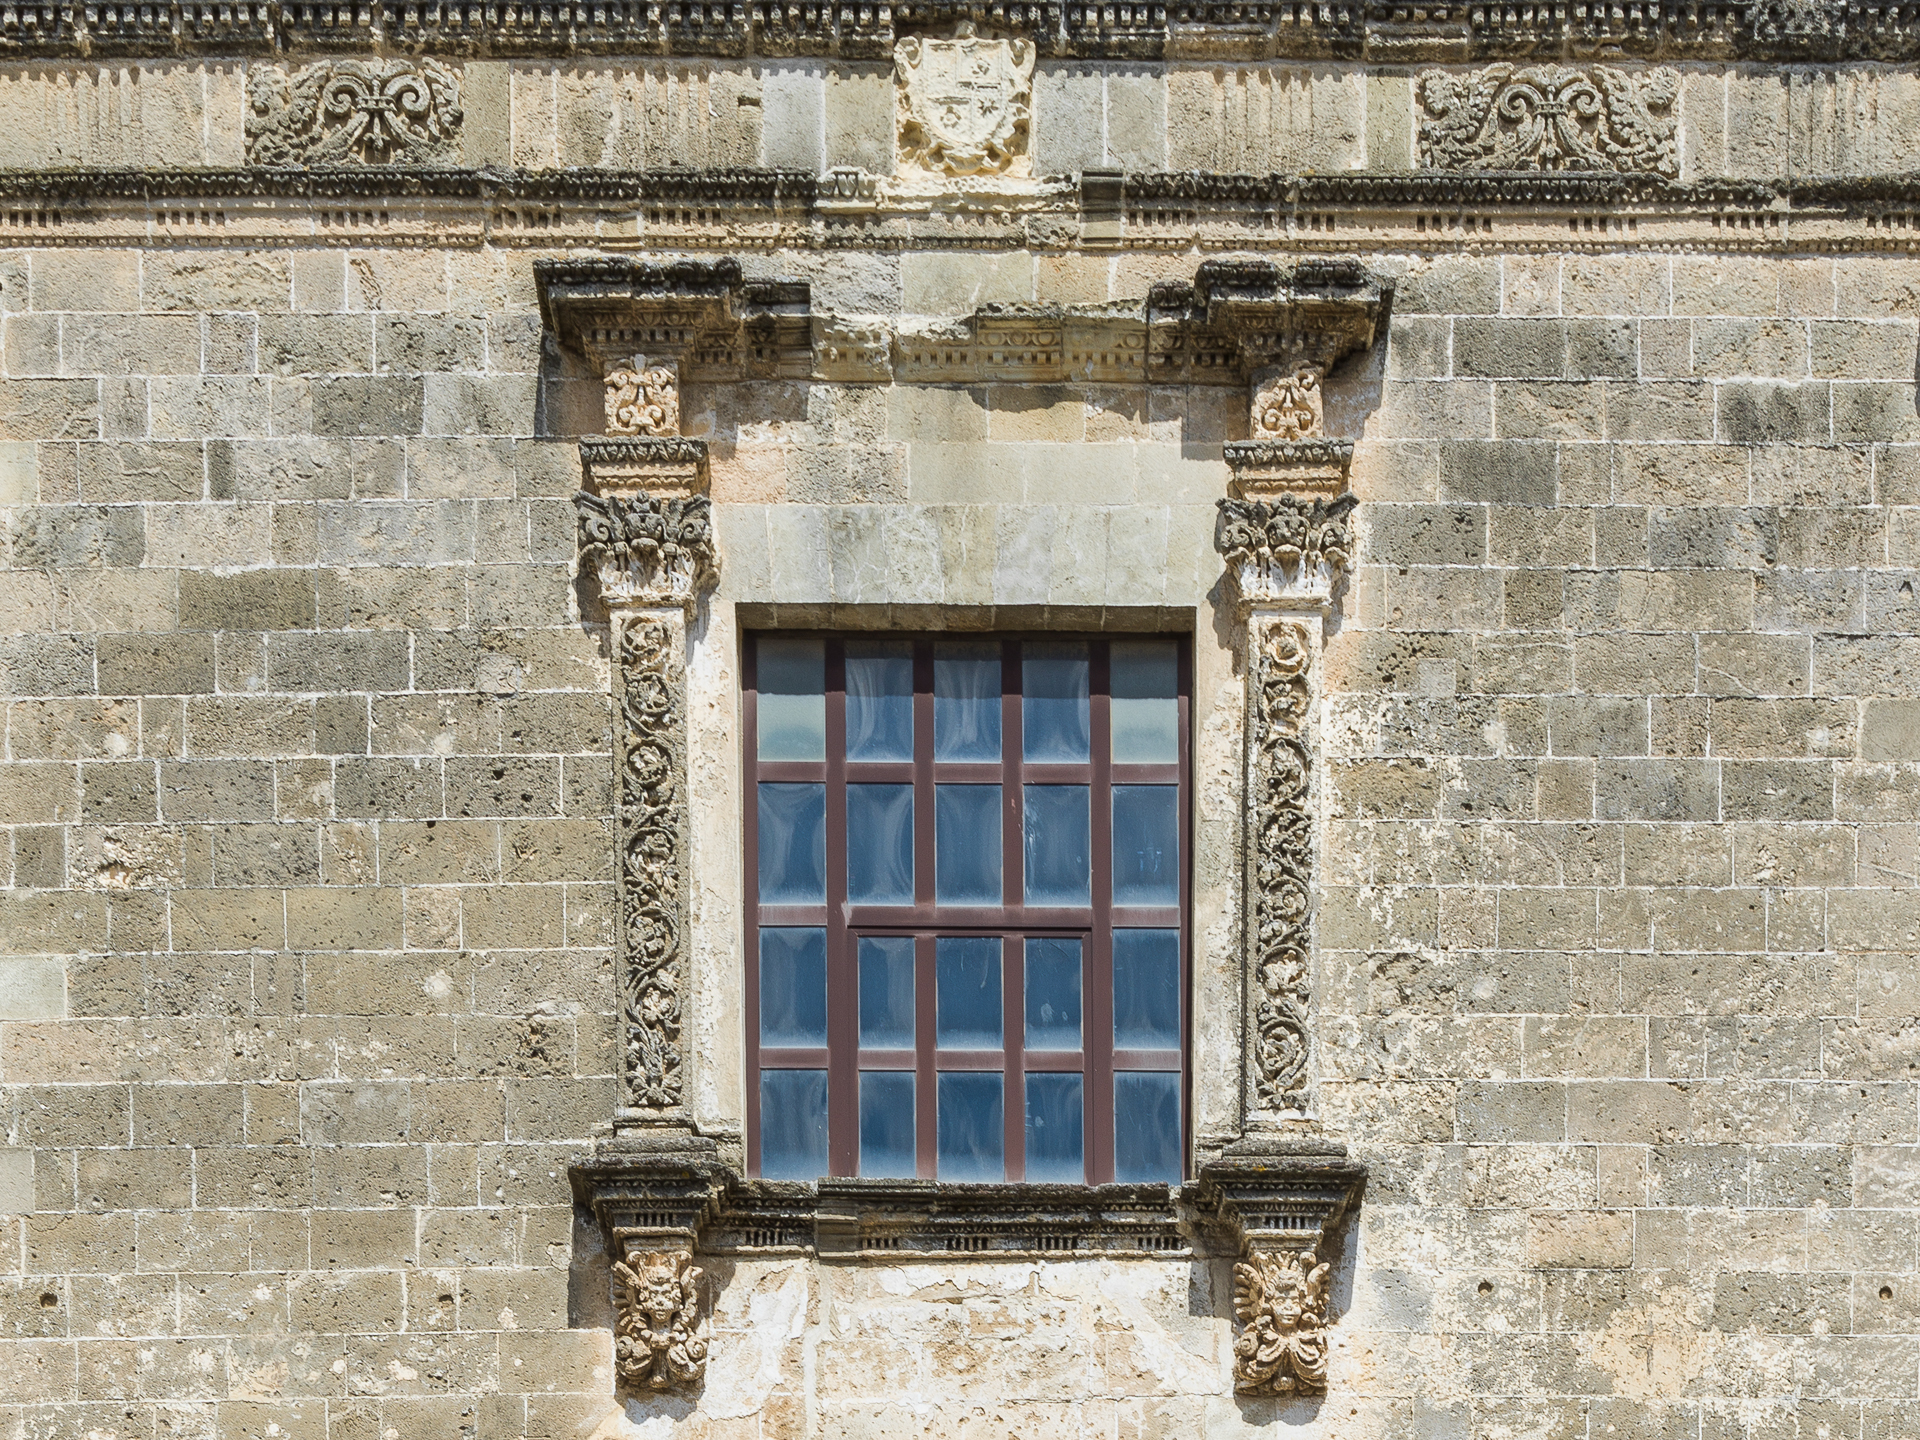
xmin=245 ymin=59 xmax=462 ymax=167
xmin=1418 ymin=65 xmax=1681 ymax=178
xmin=2 ymin=0 xmax=1911 ymax=62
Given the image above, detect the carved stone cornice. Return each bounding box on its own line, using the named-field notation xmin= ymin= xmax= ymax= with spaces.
xmin=7 ymin=0 xmax=1918 ymax=62
xmin=535 ymin=256 xmax=813 ymax=381
xmin=1148 ymin=259 xmax=1391 ymax=384
xmin=1225 ymin=440 xmax=1354 ymax=499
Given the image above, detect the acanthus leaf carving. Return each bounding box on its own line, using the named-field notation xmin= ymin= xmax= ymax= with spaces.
xmin=606 ymin=363 xmax=681 ymax=437
xmin=576 ymin=492 xmax=719 ymax=612
xmin=616 ymin=619 xmax=689 ymax=1114
xmin=895 ymin=27 xmax=1035 ymax=179
xmin=1417 ymin=65 xmax=1679 ymax=179
xmin=1232 ymin=1247 xmax=1332 ymax=1395
xmin=246 ymin=59 xmax=463 ymax=168
xmin=612 ymin=1248 xmax=708 ymax=1391
xmin=1216 ymin=494 xmax=1357 ymax=608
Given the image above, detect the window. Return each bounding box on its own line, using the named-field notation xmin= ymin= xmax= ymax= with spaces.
xmin=744 ymin=633 xmax=1189 ymax=1184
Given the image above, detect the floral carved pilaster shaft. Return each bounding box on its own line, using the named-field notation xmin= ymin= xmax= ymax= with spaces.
xmin=1245 ymin=620 xmax=1314 ymax=1112
xmin=613 ymin=1248 xmax=709 ymax=1390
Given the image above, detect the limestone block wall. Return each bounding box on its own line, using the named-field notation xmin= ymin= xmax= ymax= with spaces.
xmin=0 ymin=232 xmax=1917 ymax=1434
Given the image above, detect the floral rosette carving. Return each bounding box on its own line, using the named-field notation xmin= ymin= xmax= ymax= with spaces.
xmin=246 ymin=59 xmax=463 ymax=167
xmin=1417 ymin=64 xmax=1679 ymax=178
xmin=1247 ymin=622 xmax=1313 ymax=1108
xmin=617 ymin=621 xmax=688 ymax=1113
xmin=575 ymin=492 xmax=719 ymax=611
xmin=1216 ymin=494 xmax=1357 ymax=607
xmin=613 ymin=1249 xmax=708 ymax=1390
xmin=1232 ymin=1248 xmax=1332 ymax=1394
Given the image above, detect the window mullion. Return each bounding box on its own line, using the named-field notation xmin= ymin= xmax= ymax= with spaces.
xmin=913 ymin=643 xmax=937 ymax=1179
xmin=1001 ymin=638 xmax=1024 ymax=1180
xmin=743 ymin=638 xmax=764 ymax=1177
xmin=825 ymin=640 xmax=857 ymax=1178
xmin=1088 ymin=639 xmax=1116 ymax=1185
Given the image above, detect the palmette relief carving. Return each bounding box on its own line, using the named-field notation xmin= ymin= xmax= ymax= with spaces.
xmin=246 ymin=59 xmax=463 ymax=167
xmin=895 ymin=28 xmax=1034 ymax=178
xmin=613 ymin=1249 xmax=708 ymax=1390
xmin=605 ymin=363 xmax=680 ymax=437
xmin=1217 ymin=495 xmax=1357 ymax=608
xmin=575 ymin=493 xmax=719 ymax=612
xmin=1417 ymin=65 xmax=1679 ymax=178
xmin=1233 ymin=1247 xmax=1332 ymax=1395
xmin=1251 ymin=363 xmax=1325 ymax=441
xmin=1245 ymin=621 xmax=1314 ymax=1110
xmin=615 ymin=620 xmax=690 ymax=1114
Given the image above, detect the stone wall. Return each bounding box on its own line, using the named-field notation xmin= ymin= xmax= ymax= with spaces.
xmin=1 ymin=231 xmax=1917 ymax=1433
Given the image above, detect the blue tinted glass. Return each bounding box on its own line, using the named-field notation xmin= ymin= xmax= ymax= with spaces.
xmin=757 ymin=636 xmax=825 ymax=761
xmin=935 ymin=784 xmax=1002 ymax=905
xmin=936 ymin=936 xmax=1001 ymax=1048
xmin=937 ymin=1073 xmax=1004 ymax=1181
xmin=760 ymin=1070 xmax=829 ymax=1181
xmin=1023 ymin=785 xmax=1090 ymax=907
xmin=934 ymin=643 xmax=1000 ymax=761
xmin=1113 ymin=930 xmax=1180 ymax=1050
xmin=847 ymin=641 xmax=913 ymax=762
xmin=859 ymin=936 xmax=915 ymax=1048
xmin=1024 ymin=937 xmax=1082 ymax=1051
xmin=1111 ymin=640 xmax=1179 ymax=764
xmin=1114 ymin=1072 xmax=1181 ymax=1183
xmin=1022 ymin=642 xmax=1089 ymax=763
xmin=1025 ymin=1073 xmax=1084 ymax=1183
xmin=1112 ymin=785 xmax=1178 ymax=907
xmin=758 ymin=783 xmax=826 ymax=905
xmin=759 ymin=928 xmax=827 ymax=1047
xmin=847 ymin=784 xmax=914 ymax=904
xmin=860 ymin=1072 xmax=916 ymax=1178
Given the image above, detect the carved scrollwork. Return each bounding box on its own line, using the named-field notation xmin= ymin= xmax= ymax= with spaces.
xmin=1232 ymin=1247 xmax=1332 ymax=1395
xmin=612 ymin=1248 xmax=708 ymax=1390
xmin=1417 ymin=65 xmax=1679 ymax=179
xmin=1246 ymin=621 xmax=1313 ymax=1109
xmin=1251 ymin=363 xmax=1324 ymax=441
xmin=245 ymin=59 xmax=463 ymax=167
xmin=617 ymin=621 xmax=689 ymax=1114
xmin=1216 ymin=495 xmax=1357 ymax=608
xmin=576 ymin=492 xmax=719 ymax=612
xmin=606 ymin=363 xmax=680 ymax=437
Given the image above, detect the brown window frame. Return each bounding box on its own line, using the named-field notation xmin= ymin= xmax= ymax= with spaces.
xmin=742 ymin=632 xmax=1192 ymax=1185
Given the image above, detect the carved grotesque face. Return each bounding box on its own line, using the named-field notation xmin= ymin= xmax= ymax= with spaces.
xmin=1269 ymin=1274 xmax=1306 ymax=1332
xmin=632 ymin=1258 xmax=683 ymax=1323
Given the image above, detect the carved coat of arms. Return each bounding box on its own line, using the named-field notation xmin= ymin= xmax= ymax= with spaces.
xmin=895 ymin=28 xmax=1034 ymax=178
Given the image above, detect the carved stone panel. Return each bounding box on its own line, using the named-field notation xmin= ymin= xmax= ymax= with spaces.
xmin=1232 ymin=1248 xmax=1332 ymax=1395
xmin=245 ymin=59 xmax=463 ymax=167
xmin=1417 ymin=65 xmax=1680 ymax=179
xmin=612 ymin=1248 xmax=709 ymax=1391
xmin=606 ymin=362 xmax=681 ymax=438
xmin=895 ymin=28 xmax=1035 ymax=179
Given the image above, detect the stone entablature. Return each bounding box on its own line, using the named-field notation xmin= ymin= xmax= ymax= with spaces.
xmin=3 ymin=0 xmax=1915 ymax=60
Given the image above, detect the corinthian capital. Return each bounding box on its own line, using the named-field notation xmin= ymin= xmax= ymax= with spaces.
xmin=575 ymin=488 xmax=719 ymax=613
xmin=1216 ymin=494 xmax=1357 ymax=610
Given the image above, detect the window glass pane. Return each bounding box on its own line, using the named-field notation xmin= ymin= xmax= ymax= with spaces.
xmin=1023 ymin=641 xmax=1089 ymax=763
xmin=1025 ymin=1073 xmax=1084 ymax=1182
xmin=1024 ymin=937 xmax=1082 ymax=1051
xmin=859 ymin=1072 xmax=916 ymax=1178
xmin=936 ymin=936 xmax=1002 ymax=1048
xmin=847 ymin=784 xmax=914 ymax=905
xmin=1112 ymin=784 xmax=1178 ymax=907
xmin=1023 ymin=784 xmax=1090 ymax=907
xmin=760 ymin=1069 xmax=829 ymax=1180
xmin=1113 ymin=930 xmax=1180 ymax=1050
xmin=1114 ymin=1072 xmax=1181 ymax=1183
xmin=935 ymin=784 xmax=1002 ymax=904
xmin=937 ymin=1073 xmax=1004 ymax=1181
xmin=759 ymin=928 xmax=827 ymax=1047
xmin=859 ymin=936 xmax=915 ymax=1048
xmin=1111 ymin=640 xmax=1179 ymax=764
xmin=847 ymin=641 xmax=914 ymax=762
xmin=758 ymin=783 xmax=826 ymax=905
xmin=934 ymin=643 xmax=1001 ymax=761
xmin=757 ymin=636 xmax=825 ymax=761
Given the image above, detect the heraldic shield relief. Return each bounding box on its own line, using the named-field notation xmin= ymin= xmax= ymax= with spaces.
xmin=894 ymin=26 xmax=1035 ymax=178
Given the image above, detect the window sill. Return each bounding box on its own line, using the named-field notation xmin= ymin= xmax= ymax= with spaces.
xmin=570 ymin=1134 xmax=1364 ymax=1264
